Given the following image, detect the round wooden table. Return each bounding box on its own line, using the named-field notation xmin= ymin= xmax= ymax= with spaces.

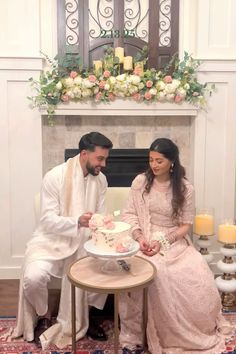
xmin=68 ymin=255 xmax=156 ymax=354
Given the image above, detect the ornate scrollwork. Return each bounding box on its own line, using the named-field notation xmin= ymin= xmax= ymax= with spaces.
xmin=159 ymin=0 xmax=171 ymax=47
xmin=65 ymin=0 xmax=79 ymax=45
xmin=124 ymin=0 xmax=148 ymax=41
xmin=89 ymin=0 xmax=114 ymax=39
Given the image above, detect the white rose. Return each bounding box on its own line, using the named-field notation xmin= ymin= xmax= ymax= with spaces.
xmin=74 ymin=76 xmax=82 ymax=85
xmin=64 ymin=77 xmax=74 ymax=88
xmin=166 ymin=93 xmax=175 ymax=101
xmin=73 ymin=87 xmax=82 ymax=97
xmin=82 ymin=79 xmax=94 ymax=88
xmin=138 ymin=82 xmax=145 ymax=90
xmin=176 ymin=87 xmax=186 ymax=98
xmin=172 ymin=79 xmax=180 ymax=89
xmin=56 ymin=81 xmax=62 ymax=90
xmin=129 ymin=86 xmax=138 ymax=95
xmin=184 ymin=83 xmax=190 ymax=90
xmin=164 ymin=84 xmax=176 ymax=94
xmin=130 ymin=75 xmax=141 ymax=85
xmin=157 ymin=91 xmax=166 ymax=101
xmin=121 ymin=84 xmax=128 ymax=93
xmin=116 ymin=74 xmax=126 ymax=82
xmin=156 ymin=81 xmax=165 ymax=91
xmin=149 ymin=88 xmax=157 ymax=95
xmin=116 ymin=91 xmax=125 ymax=97
xmin=109 ymin=76 xmax=116 ymax=85
xmin=67 ymin=90 xmax=75 ymax=99
xmin=82 ymin=88 xmax=92 ymax=97
xmin=104 ymin=83 xmax=110 ymax=90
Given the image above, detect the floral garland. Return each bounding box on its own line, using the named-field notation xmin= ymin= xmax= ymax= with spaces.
xmin=28 ymin=51 xmax=214 ymax=125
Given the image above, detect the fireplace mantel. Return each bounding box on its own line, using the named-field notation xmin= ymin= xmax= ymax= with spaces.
xmin=46 ymin=100 xmax=198 ymax=116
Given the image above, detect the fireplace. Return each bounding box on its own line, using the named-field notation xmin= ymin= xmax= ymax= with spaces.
xmin=65 ymin=148 xmax=149 ymax=187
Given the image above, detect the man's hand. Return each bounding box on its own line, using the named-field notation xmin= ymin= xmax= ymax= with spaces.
xmin=78 ymin=212 xmax=93 ymax=227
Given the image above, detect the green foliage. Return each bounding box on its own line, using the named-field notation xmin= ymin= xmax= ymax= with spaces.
xmin=28 ymin=50 xmax=214 ymax=125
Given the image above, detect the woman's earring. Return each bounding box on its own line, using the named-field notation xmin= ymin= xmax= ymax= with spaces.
xmin=170 ymin=163 xmax=174 ymax=173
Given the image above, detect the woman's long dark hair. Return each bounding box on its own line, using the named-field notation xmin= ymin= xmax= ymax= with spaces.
xmin=144 ymin=138 xmax=186 ymax=219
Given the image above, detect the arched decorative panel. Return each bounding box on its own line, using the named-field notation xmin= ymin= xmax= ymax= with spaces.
xmin=57 ymin=0 xmax=179 ymax=69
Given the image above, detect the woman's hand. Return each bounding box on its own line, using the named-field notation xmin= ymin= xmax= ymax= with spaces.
xmin=137 ymin=236 xmax=150 ymax=253
xmin=137 ymin=237 xmax=161 ymax=257
xmin=142 ymin=240 xmax=161 ymax=256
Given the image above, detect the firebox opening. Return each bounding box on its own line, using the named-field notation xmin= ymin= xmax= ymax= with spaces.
xmin=65 ymin=148 xmax=149 ymax=187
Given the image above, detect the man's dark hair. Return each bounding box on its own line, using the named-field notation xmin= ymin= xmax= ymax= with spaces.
xmin=79 ymin=132 xmax=113 ymax=152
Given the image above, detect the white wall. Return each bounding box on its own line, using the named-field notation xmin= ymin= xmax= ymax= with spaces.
xmin=0 ymin=0 xmax=235 ymax=278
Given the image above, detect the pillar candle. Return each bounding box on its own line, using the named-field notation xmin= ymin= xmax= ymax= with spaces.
xmin=115 ymin=47 xmax=124 ymax=64
xmin=93 ymin=60 xmax=103 ymax=74
xmin=123 ymin=56 xmax=133 ymax=71
xmin=134 ymin=61 xmax=144 ymax=76
xmin=218 ymin=223 xmax=236 ymax=244
xmin=194 ymin=214 xmax=214 ymax=236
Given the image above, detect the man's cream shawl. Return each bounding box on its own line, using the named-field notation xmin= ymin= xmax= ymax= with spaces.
xmin=13 ymin=154 xmax=108 ymax=349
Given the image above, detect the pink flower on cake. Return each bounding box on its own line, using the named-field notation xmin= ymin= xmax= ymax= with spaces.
xmin=116 ymin=244 xmax=129 ymax=253
xmin=89 ymin=213 xmax=115 ymax=230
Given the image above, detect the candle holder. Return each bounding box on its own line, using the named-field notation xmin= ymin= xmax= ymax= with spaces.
xmin=215 ymin=221 xmax=236 ymax=310
xmin=194 ymin=207 xmax=215 ymax=264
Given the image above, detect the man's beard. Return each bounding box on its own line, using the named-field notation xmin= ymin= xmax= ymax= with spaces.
xmin=86 ymin=161 xmax=100 ymax=176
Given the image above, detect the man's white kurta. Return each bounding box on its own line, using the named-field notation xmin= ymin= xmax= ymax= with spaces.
xmin=13 ymin=155 xmax=108 ymax=349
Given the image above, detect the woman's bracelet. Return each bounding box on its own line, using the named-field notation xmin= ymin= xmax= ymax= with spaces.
xmin=151 ymin=231 xmax=171 ymax=250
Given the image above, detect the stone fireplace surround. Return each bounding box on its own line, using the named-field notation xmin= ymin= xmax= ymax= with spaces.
xmin=42 ymin=100 xmax=198 ymax=184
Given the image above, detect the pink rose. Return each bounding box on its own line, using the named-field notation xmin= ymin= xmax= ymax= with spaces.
xmin=132 ymin=93 xmax=141 ymax=101
xmin=108 ymin=92 xmax=115 ymax=101
xmin=70 ymin=71 xmax=78 ymax=79
xmin=146 ymin=80 xmax=153 ymax=88
xmin=103 ymin=70 xmax=111 ymax=78
xmin=105 ymin=222 xmax=115 ymax=229
xmin=61 ymin=94 xmax=69 ymax=102
xmin=103 ymin=215 xmax=114 ymax=223
xmin=133 ymin=67 xmax=143 ymax=76
xmin=99 ymin=81 xmax=105 ymax=89
xmin=174 ymin=94 xmax=183 ymax=103
xmin=163 ymin=75 xmax=172 ymax=84
xmin=95 ymin=92 xmax=102 ymax=101
xmin=88 ymin=220 xmax=98 ymax=231
xmin=192 ymin=91 xmax=199 ymax=96
xmin=88 ymin=75 xmax=97 ymax=83
xmin=144 ymin=91 xmax=152 ymax=100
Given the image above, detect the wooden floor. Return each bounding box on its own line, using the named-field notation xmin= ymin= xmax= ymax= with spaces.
xmin=0 ymin=279 xmax=60 ymax=317
xmin=0 ymin=279 xmax=19 ymax=316
xmin=0 ymin=279 xmax=113 ymax=318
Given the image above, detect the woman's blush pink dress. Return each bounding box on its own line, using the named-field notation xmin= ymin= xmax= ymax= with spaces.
xmin=119 ymin=174 xmax=230 ymax=354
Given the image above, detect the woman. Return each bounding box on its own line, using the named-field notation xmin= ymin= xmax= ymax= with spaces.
xmin=119 ymin=138 xmax=230 ymax=354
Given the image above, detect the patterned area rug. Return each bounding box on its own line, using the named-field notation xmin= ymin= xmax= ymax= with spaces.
xmin=1 ymin=314 xmax=236 ymax=354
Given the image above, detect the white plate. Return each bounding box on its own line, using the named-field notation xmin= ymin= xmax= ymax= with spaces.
xmin=84 ymin=239 xmax=140 ymax=259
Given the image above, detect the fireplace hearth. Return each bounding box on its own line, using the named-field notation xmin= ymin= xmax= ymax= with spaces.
xmin=65 ymin=148 xmax=149 ymax=187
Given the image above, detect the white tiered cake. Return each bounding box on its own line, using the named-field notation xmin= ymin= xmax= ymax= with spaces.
xmin=89 ymin=214 xmax=133 ymax=253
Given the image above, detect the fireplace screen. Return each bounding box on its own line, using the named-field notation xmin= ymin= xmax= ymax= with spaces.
xmin=65 ymin=148 xmax=149 ymax=187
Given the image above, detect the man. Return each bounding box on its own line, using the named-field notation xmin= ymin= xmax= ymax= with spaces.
xmin=13 ymin=132 xmax=113 ymax=349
